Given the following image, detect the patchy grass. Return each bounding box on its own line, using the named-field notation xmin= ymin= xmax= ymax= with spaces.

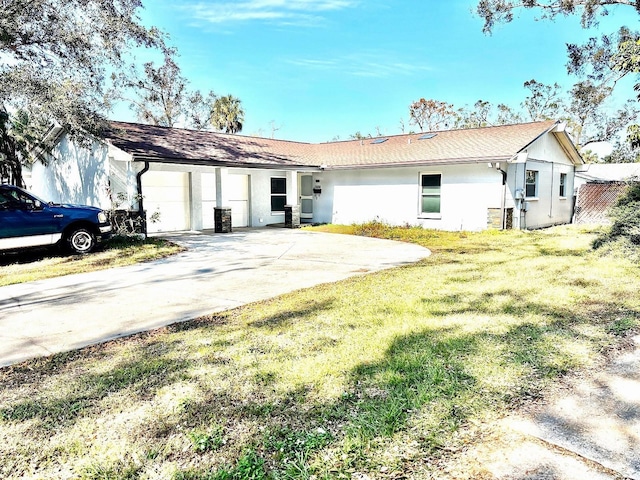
xmin=0 ymin=224 xmax=638 ymax=479
xmin=0 ymin=236 xmax=184 ymax=287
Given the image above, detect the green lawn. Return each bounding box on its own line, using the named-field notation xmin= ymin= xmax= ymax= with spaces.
xmin=0 ymin=236 xmax=184 ymax=287
xmin=0 ymin=224 xmax=637 ymax=479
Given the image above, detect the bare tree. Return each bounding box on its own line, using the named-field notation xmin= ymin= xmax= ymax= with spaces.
xmin=408 ymin=98 xmax=456 ymax=131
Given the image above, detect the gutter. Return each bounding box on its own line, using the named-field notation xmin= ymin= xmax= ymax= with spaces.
xmin=136 ymin=161 xmax=150 ymax=237
xmin=315 ymin=156 xmax=514 ymax=171
xmin=131 ymin=155 xmax=318 ymax=171
xmin=130 ymin=154 xmax=513 ymax=172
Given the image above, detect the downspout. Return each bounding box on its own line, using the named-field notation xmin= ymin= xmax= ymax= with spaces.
xmin=497 ymin=166 xmax=507 ymax=229
xmin=522 ymin=163 xmax=527 ymax=230
xmin=136 ymin=161 xmax=150 ymax=237
xmin=549 ymin=163 xmax=555 ymax=219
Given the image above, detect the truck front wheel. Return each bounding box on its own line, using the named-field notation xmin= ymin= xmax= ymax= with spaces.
xmin=66 ymin=228 xmax=96 ymax=254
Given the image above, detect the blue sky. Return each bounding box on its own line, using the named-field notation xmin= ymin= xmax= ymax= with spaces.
xmin=116 ymin=0 xmax=635 ymax=143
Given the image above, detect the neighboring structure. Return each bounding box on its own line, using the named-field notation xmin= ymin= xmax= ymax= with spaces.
xmin=28 ymin=120 xmax=583 ymax=233
xmin=573 ymin=163 xmax=640 ymax=225
xmin=574 ymin=163 xmax=640 ymax=190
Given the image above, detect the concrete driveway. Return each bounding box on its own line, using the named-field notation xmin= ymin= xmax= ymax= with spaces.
xmin=0 ymin=228 xmax=430 ymax=367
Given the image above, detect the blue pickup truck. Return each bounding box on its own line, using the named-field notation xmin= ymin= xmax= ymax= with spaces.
xmin=0 ymin=184 xmax=112 ymax=254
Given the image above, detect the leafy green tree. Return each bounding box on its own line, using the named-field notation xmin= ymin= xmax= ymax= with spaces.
xmin=566 ymin=80 xmax=639 ymax=150
xmin=594 ymin=182 xmax=640 ymax=254
xmin=628 ymin=123 xmax=640 ymax=149
xmin=604 ymin=139 xmax=640 ymax=162
xmin=211 ymin=95 xmax=245 ymax=134
xmin=186 ymin=91 xmax=219 ymax=131
xmin=1 ymin=0 xmax=161 ymax=134
xmin=0 ymin=0 xmax=162 ymax=184
xmin=476 ymin=0 xmax=640 ymax=154
xmin=476 ymin=1 xmax=639 ymax=34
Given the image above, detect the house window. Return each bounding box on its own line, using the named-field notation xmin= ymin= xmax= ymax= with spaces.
xmin=559 ymin=173 xmax=567 ymax=197
xmin=270 ymin=177 xmax=286 ymax=213
xmin=420 ymin=173 xmax=441 ymax=215
xmin=525 ymin=170 xmax=538 ymax=198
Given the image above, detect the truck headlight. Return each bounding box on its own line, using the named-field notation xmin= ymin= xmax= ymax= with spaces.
xmin=98 ymin=212 xmax=108 ymax=223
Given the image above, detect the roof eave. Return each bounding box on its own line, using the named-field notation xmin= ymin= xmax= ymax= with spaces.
xmin=130 ymin=154 xmax=321 ymax=171
xmin=320 ymin=156 xmax=514 ymax=170
xmin=550 ymin=122 xmax=584 ymax=165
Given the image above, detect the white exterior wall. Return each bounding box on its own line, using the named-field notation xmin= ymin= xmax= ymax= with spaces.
xmin=29 ymin=132 xmax=112 ymax=209
xmin=313 ymin=164 xmax=504 ymax=231
xmin=509 ymin=133 xmax=576 ymax=229
xmin=136 ymin=164 xmax=302 ymax=231
xmin=229 ymin=168 xmax=285 ymax=227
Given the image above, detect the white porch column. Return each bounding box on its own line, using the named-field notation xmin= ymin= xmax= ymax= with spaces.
xmin=286 ymin=170 xmax=299 ymax=206
xmin=215 ymin=167 xmax=229 ymax=207
xmin=190 ymin=172 xmax=203 ymax=231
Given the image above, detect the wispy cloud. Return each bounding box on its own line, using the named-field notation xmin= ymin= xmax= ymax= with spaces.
xmin=286 ymin=54 xmax=433 ymax=79
xmin=187 ymin=0 xmax=357 ymax=26
xmin=286 ymin=58 xmax=340 ymax=69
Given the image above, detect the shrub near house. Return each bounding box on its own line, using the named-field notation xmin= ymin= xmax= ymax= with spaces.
xmin=0 ymin=185 xmax=112 ymax=254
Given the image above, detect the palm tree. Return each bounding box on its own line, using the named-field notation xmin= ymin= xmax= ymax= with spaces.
xmin=210 ymin=95 xmax=244 ymax=134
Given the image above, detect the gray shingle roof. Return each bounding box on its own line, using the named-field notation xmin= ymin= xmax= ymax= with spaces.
xmin=103 ymin=120 xmax=559 ymax=169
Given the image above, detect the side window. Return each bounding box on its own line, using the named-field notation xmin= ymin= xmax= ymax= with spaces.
xmin=0 ymin=190 xmax=21 ymax=210
xmin=0 ymin=189 xmax=39 ymax=210
xmin=270 ymin=177 xmax=286 ymax=213
xmin=420 ymin=173 xmax=441 ymax=215
xmin=13 ymin=191 xmax=36 ymax=208
xmin=0 ymin=191 xmax=13 ymax=210
xmin=525 ymin=170 xmax=538 ymax=198
xmin=559 ymin=173 xmax=567 ymax=197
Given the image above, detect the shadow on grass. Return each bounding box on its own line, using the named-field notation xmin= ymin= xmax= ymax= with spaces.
xmin=0 ymin=237 xmax=172 ymax=268
xmin=0 ymin=247 xmax=73 ymax=266
xmin=0 ymin=343 xmax=192 ymax=430
xmin=249 ymin=298 xmax=336 ymax=329
xmin=421 ymin=287 xmax=636 ymax=324
xmin=161 ymin=300 xmax=638 ymax=477
xmin=1 ymin=284 xmax=638 ymax=477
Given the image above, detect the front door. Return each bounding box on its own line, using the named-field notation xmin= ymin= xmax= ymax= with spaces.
xmin=299 ymin=174 xmax=313 ymax=222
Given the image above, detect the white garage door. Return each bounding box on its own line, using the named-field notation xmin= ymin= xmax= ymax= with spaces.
xmin=227 ymin=174 xmax=249 ymax=228
xmin=143 ymin=171 xmax=190 ymax=233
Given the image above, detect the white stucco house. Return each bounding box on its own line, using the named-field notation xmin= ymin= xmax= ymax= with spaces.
xmin=27 ymin=119 xmax=583 ymax=233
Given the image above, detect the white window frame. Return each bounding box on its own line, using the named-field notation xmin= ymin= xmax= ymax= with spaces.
xmin=559 ymin=173 xmax=567 ymax=198
xmin=270 ymin=177 xmax=287 ymax=214
xmin=525 ymin=170 xmax=538 ymax=199
xmin=418 ymin=172 xmax=442 ymax=219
